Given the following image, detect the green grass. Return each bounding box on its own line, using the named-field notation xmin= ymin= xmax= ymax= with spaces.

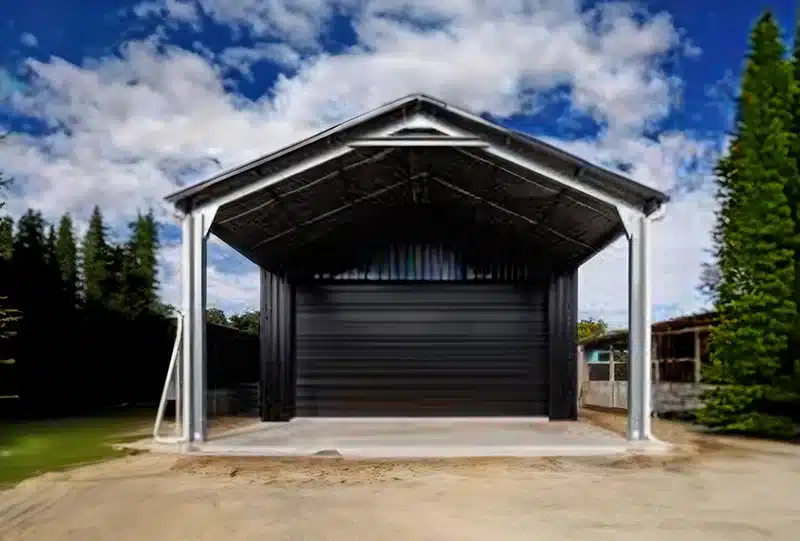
xmin=0 ymin=410 xmax=155 ymax=488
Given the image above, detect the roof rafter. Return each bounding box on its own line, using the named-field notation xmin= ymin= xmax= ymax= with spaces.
xmin=431 ymin=176 xmax=593 ymax=250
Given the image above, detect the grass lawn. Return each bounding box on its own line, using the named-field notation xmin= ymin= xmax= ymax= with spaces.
xmin=0 ymin=409 xmax=155 ymax=488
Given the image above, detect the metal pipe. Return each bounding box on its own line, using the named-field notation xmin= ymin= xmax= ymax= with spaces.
xmin=153 ymin=312 xmax=187 ymax=444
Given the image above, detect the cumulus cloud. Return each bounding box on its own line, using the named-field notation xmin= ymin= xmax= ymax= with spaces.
xmin=0 ymin=0 xmax=722 ymax=326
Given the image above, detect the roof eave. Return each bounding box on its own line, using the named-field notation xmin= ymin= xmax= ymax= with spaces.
xmin=164 ymin=93 xmax=427 ymax=207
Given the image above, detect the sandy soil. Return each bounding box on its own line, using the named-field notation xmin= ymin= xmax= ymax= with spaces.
xmin=1 ymin=411 xmax=799 ymax=541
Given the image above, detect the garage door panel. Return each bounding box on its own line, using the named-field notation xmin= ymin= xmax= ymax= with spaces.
xmin=295 ymin=283 xmax=548 ymax=417
xmin=297 ymin=358 xmax=546 ymax=375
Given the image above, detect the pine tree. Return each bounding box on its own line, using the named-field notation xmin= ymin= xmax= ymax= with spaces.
xmin=0 ymin=216 xmax=12 ymax=260
xmin=698 ymin=12 xmax=798 ymax=436
xmin=55 ymin=214 xmax=79 ymax=307
xmin=117 ymin=210 xmax=160 ymax=316
xmin=12 ymin=210 xmax=52 ymax=316
xmin=102 ymin=245 xmax=128 ymax=314
xmin=81 ymin=205 xmax=110 ymax=305
xmin=0 ymin=214 xmax=20 ymax=361
xmin=45 ymin=224 xmax=56 ymax=261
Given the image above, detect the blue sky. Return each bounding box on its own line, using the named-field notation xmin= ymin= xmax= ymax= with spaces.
xmin=0 ymin=0 xmax=796 ymax=326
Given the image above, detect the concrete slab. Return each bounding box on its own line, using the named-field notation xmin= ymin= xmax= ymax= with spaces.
xmin=174 ymin=418 xmax=671 ymax=458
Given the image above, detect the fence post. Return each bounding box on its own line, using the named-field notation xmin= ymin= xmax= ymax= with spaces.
xmin=693 ymin=330 xmax=702 ymax=383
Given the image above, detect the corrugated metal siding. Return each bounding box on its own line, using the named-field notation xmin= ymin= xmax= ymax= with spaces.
xmin=313 ymin=243 xmax=540 ymax=281
xmin=259 ymin=270 xmax=296 ymax=421
xmin=294 ymin=283 xmax=549 ymax=416
xmin=548 ymin=269 xmax=578 ymax=420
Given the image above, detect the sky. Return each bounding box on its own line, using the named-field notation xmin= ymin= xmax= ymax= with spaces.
xmin=0 ymin=0 xmax=796 ymax=328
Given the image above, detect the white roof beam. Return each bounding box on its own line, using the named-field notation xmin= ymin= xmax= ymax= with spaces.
xmin=348 ymin=136 xmax=489 ymax=148
xmin=191 ymin=116 xmax=417 ymax=222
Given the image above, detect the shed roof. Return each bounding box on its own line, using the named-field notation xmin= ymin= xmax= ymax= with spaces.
xmin=580 ymin=311 xmax=719 ymax=348
xmin=165 ymin=93 xmax=669 ymax=275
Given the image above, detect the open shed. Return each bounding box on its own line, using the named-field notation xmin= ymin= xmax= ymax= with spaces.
xmin=165 ymin=93 xmax=668 ymax=444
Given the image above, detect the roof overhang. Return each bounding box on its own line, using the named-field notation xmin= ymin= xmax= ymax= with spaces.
xmin=166 ymin=94 xmax=668 ymax=276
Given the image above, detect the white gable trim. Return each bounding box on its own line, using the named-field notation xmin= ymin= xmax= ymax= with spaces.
xmin=191 ymin=111 xmax=652 ymax=231
xmin=407 ymin=115 xmax=648 ymax=216
xmin=190 ymin=116 xmax=419 ymax=227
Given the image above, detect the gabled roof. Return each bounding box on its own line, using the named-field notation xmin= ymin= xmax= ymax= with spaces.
xmin=165 ymin=93 xmax=669 ymax=213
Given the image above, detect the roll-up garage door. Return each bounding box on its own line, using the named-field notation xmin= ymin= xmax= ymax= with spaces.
xmin=294 ymin=283 xmax=549 ymax=416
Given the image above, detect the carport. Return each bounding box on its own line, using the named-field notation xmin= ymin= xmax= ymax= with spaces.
xmin=164 ymin=93 xmax=668 ymax=448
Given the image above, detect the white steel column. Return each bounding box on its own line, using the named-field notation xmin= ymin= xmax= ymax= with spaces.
xmin=181 ymin=211 xmax=209 ymax=443
xmin=180 ymin=213 xmax=194 ymax=443
xmin=626 ymin=213 xmax=653 ymax=441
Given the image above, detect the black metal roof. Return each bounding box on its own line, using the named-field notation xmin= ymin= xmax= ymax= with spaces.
xmin=164 ymin=94 xmax=669 ymax=275
xmin=165 ymin=93 xmax=669 ymax=211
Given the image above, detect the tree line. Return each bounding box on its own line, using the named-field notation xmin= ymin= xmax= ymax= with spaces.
xmin=0 ymin=206 xmax=164 ymax=320
xmin=206 ymin=308 xmax=259 ymax=335
xmin=0 ymin=193 xmax=258 ymax=417
xmin=698 ymin=11 xmax=800 ymax=437
xmin=0 ymin=200 xmax=176 ymax=416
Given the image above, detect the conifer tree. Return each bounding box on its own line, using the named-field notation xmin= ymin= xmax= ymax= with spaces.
xmin=125 ymin=210 xmax=160 ymax=314
xmin=0 ymin=186 xmax=20 ymax=360
xmin=698 ymin=12 xmax=798 ymax=435
xmin=55 ymin=214 xmax=79 ymax=307
xmin=81 ymin=206 xmax=110 ymax=305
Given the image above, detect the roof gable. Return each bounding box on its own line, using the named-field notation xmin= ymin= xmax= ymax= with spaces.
xmin=165 ymin=93 xmax=668 ymax=214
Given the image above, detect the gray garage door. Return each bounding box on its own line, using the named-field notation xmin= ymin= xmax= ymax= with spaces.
xmin=294 ymin=283 xmax=549 ymax=416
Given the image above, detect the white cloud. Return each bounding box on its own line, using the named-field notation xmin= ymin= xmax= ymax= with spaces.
xmin=0 ymin=0 xmax=722 ymax=324
xmin=217 ymin=43 xmax=303 ymax=76
xmin=20 ymin=33 xmax=38 ymax=47
xmin=133 ymin=0 xmax=200 ymax=26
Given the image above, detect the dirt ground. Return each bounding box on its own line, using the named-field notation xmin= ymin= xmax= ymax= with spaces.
xmin=1 ymin=411 xmax=799 ymax=541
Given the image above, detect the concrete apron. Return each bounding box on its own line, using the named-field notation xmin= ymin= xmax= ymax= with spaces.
xmin=136 ymin=418 xmax=673 ymax=459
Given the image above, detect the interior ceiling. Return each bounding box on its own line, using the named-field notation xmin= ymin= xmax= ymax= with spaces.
xmin=210 ymin=145 xmax=624 ymax=273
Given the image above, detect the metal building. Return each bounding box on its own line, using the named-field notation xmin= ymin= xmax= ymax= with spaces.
xmin=165 ymin=94 xmax=668 ymax=444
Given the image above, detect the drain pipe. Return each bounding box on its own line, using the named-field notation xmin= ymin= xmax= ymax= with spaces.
xmin=153 ymin=312 xmax=188 ymax=444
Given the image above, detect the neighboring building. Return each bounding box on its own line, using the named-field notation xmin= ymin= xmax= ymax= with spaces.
xmin=579 ymin=311 xmax=719 ymax=413
xmin=580 ymin=311 xmax=718 ymax=383
xmin=165 ymin=94 xmax=668 ymax=443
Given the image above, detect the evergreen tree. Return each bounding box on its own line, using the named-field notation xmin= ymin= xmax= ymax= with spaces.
xmin=12 ymin=211 xmax=49 ymax=295
xmin=44 ymin=224 xmax=56 ymax=264
xmin=0 ymin=213 xmax=20 ymax=362
xmin=81 ymin=205 xmax=110 ymax=305
xmin=123 ymin=210 xmax=160 ymax=315
xmin=43 ymin=224 xmax=60 ymax=290
xmin=698 ymin=12 xmax=798 ymax=436
xmin=0 ymin=216 xmax=12 ymax=259
xmin=55 ymin=214 xmax=79 ymax=307
xmin=102 ymin=244 xmax=128 ymax=314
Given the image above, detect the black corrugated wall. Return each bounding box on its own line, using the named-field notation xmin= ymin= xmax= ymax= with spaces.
xmin=260 ymin=244 xmax=580 ymax=421
xmin=259 ymin=269 xmax=296 ymax=421
xmin=548 ymin=269 xmax=579 ymax=420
